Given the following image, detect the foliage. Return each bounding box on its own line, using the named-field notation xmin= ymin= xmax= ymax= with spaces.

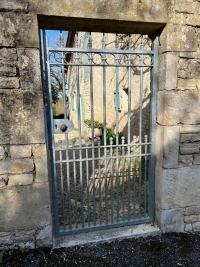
xmin=102 ymin=128 xmax=125 ymax=146
xmin=20 ymin=246 xmax=30 ymax=254
xmin=0 ymin=250 xmax=5 ymax=263
xmin=84 ymin=119 xmax=103 ymax=128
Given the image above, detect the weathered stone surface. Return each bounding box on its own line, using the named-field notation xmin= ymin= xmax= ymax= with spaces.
xmin=178 ymin=59 xmax=200 ymax=79
xmin=10 ymin=145 xmax=32 ymax=159
xmin=0 ymin=176 xmax=7 ymax=189
xmin=33 ymin=145 xmax=48 ymax=183
xmin=180 ymin=143 xmax=200 ymax=155
xmin=160 ymin=167 xmax=200 ymax=209
xmin=158 ymin=53 xmax=178 ymax=90
xmin=169 ymin=11 xmax=200 ymax=27
xmin=36 ymin=225 xmax=52 ymax=247
xmin=159 ymin=209 xmax=184 ymax=233
xmin=178 ymin=155 xmax=193 ymax=167
xmin=0 ymin=0 xmax=29 ymax=11
xmin=193 ymin=154 xmax=200 ymax=165
xmin=0 ymin=90 xmax=45 ymax=144
xmin=30 ymin=0 xmax=168 ymax=28
xmin=8 ymin=174 xmax=33 ymax=186
xmin=185 ymin=215 xmax=200 ymax=223
xmin=163 ymin=126 xmax=179 ymax=168
xmin=0 ymin=159 xmax=34 ymax=174
xmin=174 ymin=0 xmax=198 ymax=14
xmin=180 ymin=52 xmax=200 ymax=59
xmin=180 ymin=125 xmax=200 ymax=134
xmin=155 ymin=124 xmax=164 ymax=167
xmin=185 ymin=223 xmax=193 ymax=232
xmin=177 ymin=78 xmax=200 ymax=90
xmin=0 ymin=147 xmax=4 ymax=160
xmin=157 ymin=91 xmax=200 ymax=125
xmin=0 ymin=13 xmax=39 ymax=48
xmin=185 ymin=206 xmax=200 ymax=216
xmin=0 ymin=183 xmax=51 ymax=230
xmin=160 ymin=25 xmax=198 ymax=52
xmin=0 ymin=48 xmax=17 ymax=64
xmin=17 ymin=49 xmax=42 ymax=90
xmin=192 ymin=222 xmax=200 ymax=232
xmin=0 ymin=65 xmax=17 ymax=77
xmin=0 ymin=77 xmax=19 ymax=89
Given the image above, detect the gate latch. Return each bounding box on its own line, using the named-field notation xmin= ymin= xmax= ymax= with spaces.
xmin=114 ymin=90 xmax=123 ymax=112
xmin=53 ymin=119 xmax=74 ymax=134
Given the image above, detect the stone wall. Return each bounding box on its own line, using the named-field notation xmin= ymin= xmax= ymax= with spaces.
xmin=0 ymin=0 xmax=199 ymax=248
xmin=155 ymin=0 xmax=200 ymax=233
xmin=0 ymin=4 xmax=52 ymax=249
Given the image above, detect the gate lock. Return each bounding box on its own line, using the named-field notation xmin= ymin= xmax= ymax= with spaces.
xmin=53 ymin=119 xmax=74 ymax=134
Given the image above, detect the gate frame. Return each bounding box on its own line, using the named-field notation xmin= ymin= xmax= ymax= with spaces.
xmin=42 ymin=29 xmax=159 ymax=238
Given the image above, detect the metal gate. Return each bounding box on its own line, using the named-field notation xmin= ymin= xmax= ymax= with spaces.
xmin=42 ymin=30 xmax=158 ymax=237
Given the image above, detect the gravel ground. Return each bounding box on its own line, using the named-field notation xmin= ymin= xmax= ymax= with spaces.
xmin=1 ymin=232 xmax=200 ymax=267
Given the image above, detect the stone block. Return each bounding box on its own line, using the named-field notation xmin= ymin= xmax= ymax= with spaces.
xmin=36 ymin=225 xmax=52 ymax=247
xmin=180 ymin=143 xmax=200 ymax=155
xmin=10 ymin=145 xmax=32 ymax=159
xmin=193 ymin=155 xmax=200 ymax=165
xmin=184 ymin=215 xmax=200 ymax=223
xmin=178 ymin=155 xmax=193 ymax=167
xmin=180 ymin=125 xmax=200 ymax=134
xmin=0 ymin=90 xmax=45 ymax=144
xmin=185 ymin=224 xmax=193 ymax=232
xmin=0 ymin=0 xmax=29 ymax=11
xmin=0 ymin=183 xmax=51 ymax=230
xmin=17 ymin=49 xmax=42 ymax=91
xmin=185 ymin=206 xmax=200 ymax=216
xmin=180 ymin=52 xmax=200 ymax=59
xmin=174 ymin=0 xmax=198 ymax=14
xmin=33 ymin=144 xmax=48 ymax=183
xmin=160 ymin=167 xmax=200 ymax=209
xmin=157 ymin=91 xmax=200 ymax=125
xmin=0 ymin=48 xmax=17 ymax=64
xmin=192 ymin=222 xmax=200 ymax=232
xmin=160 ymin=24 xmax=198 ymax=53
xmin=0 ymin=65 xmax=17 ymax=77
xmin=0 ymin=147 xmax=4 ymax=160
xmin=8 ymin=174 xmax=33 ymax=186
xmin=155 ymin=124 xmax=164 ymax=167
xmin=177 ymin=78 xmax=200 ymax=90
xmin=0 ymin=13 xmax=39 ymax=48
xmin=0 ymin=159 xmax=34 ymax=174
xmin=159 ymin=209 xmax=184 ymax=233
xmin=158 ymin=53 xmax=178 ymax=90
xmin=30 ymin=0 xmax=169 ymax=25
xmin=0 ymin=77 xmax=19 ymax=89
xmin=178 ymin=59 xmax=200 ymax=79
xmin=180 ymin=133 xmax=200 ymax=143
xmin=163 ymin=126 xmax=179 ymax=168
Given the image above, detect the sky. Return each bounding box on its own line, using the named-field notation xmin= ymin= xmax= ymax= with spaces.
xmin=45 ymin=30 xmax=68 ymax=47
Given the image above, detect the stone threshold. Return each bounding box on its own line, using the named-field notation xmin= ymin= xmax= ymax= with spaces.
xmin=53 ymin=223 xmax=161 ymax=248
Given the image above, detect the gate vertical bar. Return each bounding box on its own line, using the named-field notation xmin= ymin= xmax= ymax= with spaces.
xmin=115 ymin=34 xmax=120 ymax=223
xmin=149 ymin=35 xmax=159 ymax=220
xmin=88 ymin=33 xmax=96 ymax=226
xmin=75 ymin=32 xmax=84 ymax=228
xmin=60 ymin=30 xmax=72 ymax=230
xmin=102 ymin=33 xmax=108 ymax=225
xmin=42 ymin=29 xmax=60 ymax=236
xmin=127 ymin=35 xmax=132 ymax=221
xmin=138 ymin=35 xmax=144 ymax=219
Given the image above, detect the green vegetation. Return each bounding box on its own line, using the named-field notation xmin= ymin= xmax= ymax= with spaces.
xmin=0 ymin=250 xmax=5 ymax=263
xmin=84 ymin=119 xmax=103 ymax=128
xmin=102 ymin=128 xmax=124 ymax=146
